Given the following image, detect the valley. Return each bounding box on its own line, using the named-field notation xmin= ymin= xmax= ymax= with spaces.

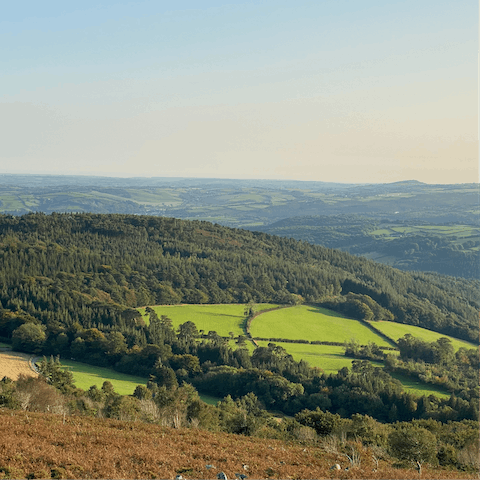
xmin=0 ymin=211 xmax=477 ymax=478
xmin=1 ymin=175 xmax=478 ymax=279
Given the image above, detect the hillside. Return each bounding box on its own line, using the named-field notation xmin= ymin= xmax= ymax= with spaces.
xmin=0 ymin=409 xmax=475 ymax=480
xmin=1 ymin=175 xmax=478 ymax=279
xmin=0 ymin=212 xmax=476 ymax=343
xmin=0 ymin=213 xmax=478 ymax=427
xmin=256 ymin=215 xmax=480 ymax=279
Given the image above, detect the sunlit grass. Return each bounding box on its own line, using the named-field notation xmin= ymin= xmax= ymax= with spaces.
xmin=251 ymin=305 xmax=392 ymax=346
xmin=61 ymin=359 xmax=147 ymax=395
xmin=371 ymin=321 xmax=476 ymax=351
xmin=138 ymin=303 xmax=278 ymax=337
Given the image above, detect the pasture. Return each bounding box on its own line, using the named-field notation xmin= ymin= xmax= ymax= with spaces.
xmin=60 ymin=360 xmax=148 ymax=395
xmin=369 ymin=223 xmax=480 ymax=250
xmin=60 ymin=359 xmax=222 ymax=403
xmin=251 ymin=305 xmax=393 ymax=346
xmin=138 ymin=303 xmax=278 ymax=337
xmin=255 ymin=341 xmax=362 ymax=374
xmin=370 ymin=321 xmax=476 ymax=351
xmin=389 ymin=372 xmax=450 ymax=399
xmin=255 ymin=341 xmax=449 ymax=398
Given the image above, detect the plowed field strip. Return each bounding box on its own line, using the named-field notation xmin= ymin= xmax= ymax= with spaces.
xmin=0 ymin=350 xmax=38 ymax=380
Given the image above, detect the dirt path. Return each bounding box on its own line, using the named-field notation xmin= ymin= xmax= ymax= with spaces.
xmin=0 ymin=350 xmax=38 ymax=380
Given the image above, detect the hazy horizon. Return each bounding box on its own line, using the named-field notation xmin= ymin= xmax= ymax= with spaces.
xmin=1 ymin=1 xmax=478 ymax=184
xmin=2 ymin=172 xmax=478 ymax=186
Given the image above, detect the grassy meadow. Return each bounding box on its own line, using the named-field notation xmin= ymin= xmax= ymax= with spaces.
xmin=255 ymin=341 xmax=449 ymax=398
xmin=60 ymin=359 xmax=223 ymax=403
xmin=60 ymin=359 xmax=148 ymax=395
xmin=138 ymin=303 xmax=278 ymax=337
xmin=371 ymin=321 xmax=476 ymax=351
xmin=389 ymin=372 xmax=450 ymax=399
xmin=251 ymin=305 xmax=393 ymax=346
xmin=255 ymin=341 xmax=364 ymax=374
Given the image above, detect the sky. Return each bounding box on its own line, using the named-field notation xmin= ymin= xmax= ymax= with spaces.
xmin=1 ymin=1 xmax=478 ymax=184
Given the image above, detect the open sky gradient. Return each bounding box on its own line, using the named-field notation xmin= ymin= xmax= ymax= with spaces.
xmin=1 ymin=1 xmax=478 ymax=183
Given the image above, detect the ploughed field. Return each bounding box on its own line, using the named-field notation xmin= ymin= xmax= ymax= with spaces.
xmin=0 ymin=409 xmax=474 ymax=480
xmin=0 ymin=350 xmax=38 ymax=381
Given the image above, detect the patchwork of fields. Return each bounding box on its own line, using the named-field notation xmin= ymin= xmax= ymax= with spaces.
xmin=135 ymin=303 xmax=467 ymax=399
xmin=2 ymin=302 xmax=472 ymax=400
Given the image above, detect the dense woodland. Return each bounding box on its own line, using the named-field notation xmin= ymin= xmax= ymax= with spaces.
xmin=0 ymin=213 xmax=477 ymax=340
xmin=0 ymin=212 xmax=478 ymax=473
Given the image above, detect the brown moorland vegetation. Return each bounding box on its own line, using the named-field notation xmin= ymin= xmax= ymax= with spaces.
xmin=0 ymin=409 xmax=475 ymax=480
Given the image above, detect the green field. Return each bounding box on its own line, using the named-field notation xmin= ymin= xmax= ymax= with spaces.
xmin=255 ymin=341 xmax=365 ymax=374
xmin=255 ymin=341 xmax=449 ymax=398
xmin=138 ymin=304 xmax=278 ymax=337
xmin=389 ymin=372 xmax=450 ymax=399
xmin=60 ymin=360 xmax=148 ymax=395
xmin=369 ymin=224 xmax=480 ymax=248
xmin=371 ymin=321 xmax=476 ymax=351
xmin=251 ymin=305 xmax=393 ymax=347
xmin=60 ymin=359 xmax=223 ymax=404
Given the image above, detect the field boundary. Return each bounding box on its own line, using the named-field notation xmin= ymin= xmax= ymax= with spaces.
xmin=251 ymin=337 xmax=397 ymax=350
xmin=245 ymin=305 xmax=291 ymax=346
xmin=357 ymin=318 xmax=398 ymax=347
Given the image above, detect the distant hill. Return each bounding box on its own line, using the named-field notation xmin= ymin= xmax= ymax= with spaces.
xmin=255 ymin=215 xmax=480 ymax=279
xmin=0 ymin=175 xmax=478 ymax=279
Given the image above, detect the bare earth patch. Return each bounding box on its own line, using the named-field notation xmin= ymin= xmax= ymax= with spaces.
xmin=0 ymin=350 xmax=38 ymax=380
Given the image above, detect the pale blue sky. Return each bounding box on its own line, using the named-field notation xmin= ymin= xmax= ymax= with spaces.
xmin=1 ymin=1 xmax=477 ymax=183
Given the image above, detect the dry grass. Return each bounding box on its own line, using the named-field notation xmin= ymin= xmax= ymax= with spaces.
xmin=0 ymin=409 xmax=475 ymax=479
xmin=0 ymin=351 xmax=38 ymax=381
